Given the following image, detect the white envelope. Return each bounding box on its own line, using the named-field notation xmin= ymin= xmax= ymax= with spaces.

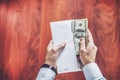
xmin=50 ymin=20 xmax=82 ymax=74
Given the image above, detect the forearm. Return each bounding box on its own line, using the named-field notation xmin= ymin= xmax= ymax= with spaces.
xmin=83 ymin=63 xmax=106 ymax=80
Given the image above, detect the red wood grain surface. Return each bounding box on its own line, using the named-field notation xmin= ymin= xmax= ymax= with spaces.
xmin=0 ymin=0 xmax=120 ymax=80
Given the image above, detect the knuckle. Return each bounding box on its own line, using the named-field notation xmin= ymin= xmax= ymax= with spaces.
xmin=52 ymin=48 xmax=56 ymax=52
xmin=92 ymin=45 xmax=97 ymax=51
xmin=47 ymin=48 xmax=55 ymax=53
xmin=80 ymin=48 xmax=86 ymax=53
xmin=95 ymin=46 xmax=98 ymax=50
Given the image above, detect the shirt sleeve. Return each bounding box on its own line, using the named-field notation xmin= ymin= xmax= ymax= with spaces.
xmin=36 ymin=68 xmax=56 ymax=80
xmin=83 ymin=63 xmax=106 ymax=80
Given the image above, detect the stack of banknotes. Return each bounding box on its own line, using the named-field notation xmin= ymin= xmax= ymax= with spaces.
xmin=71 ymin=18 xmax=88 ymax=55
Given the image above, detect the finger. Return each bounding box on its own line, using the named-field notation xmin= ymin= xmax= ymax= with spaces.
xmin=54 ymin=42 xmax=66 ymax=51
xmin=79 ymin=38 xmax=86 ymax=53
xmin=47 ymin=40 xmax=54 ymax=51
xmin=87 ymin=29 xmax=94 ymax=44
xmin=48 ymin=40 xmax=54 ymax=47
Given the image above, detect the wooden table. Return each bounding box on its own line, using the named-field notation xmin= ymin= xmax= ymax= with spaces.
xmin=0 ymin=0 xmax=120 ymax=80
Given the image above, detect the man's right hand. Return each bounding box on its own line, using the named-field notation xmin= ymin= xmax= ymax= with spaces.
xmin=79 ymin=29 xmax=98 ymax=66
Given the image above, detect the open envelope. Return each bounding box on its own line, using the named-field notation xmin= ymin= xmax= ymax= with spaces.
xmin=50 ymin=20 xmax=82 ymax=74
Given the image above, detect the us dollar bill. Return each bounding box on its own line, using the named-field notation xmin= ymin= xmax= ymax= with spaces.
xmin=71 ymin=18 xmax=88 ymax=55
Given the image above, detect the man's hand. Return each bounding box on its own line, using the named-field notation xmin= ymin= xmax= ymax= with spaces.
xmin=44 ymin=40 xmax=66 ymax=68
xmin=79 ymin=29 xmax=98 ymax=66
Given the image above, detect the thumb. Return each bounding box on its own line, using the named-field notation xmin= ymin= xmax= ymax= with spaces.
xmin=54 ymin=42 xmax=66 ymax=51
xmin=79 ymin=38 xmax=87 ymax=54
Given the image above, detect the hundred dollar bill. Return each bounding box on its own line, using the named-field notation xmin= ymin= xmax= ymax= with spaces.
xmin=71 ymin=18 xmax=88 ymax=55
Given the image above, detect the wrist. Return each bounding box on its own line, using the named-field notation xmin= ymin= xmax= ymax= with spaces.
xmin=44 ymin=60 xmax=57 ymax=69
xmin=41 ymin=63 xmax=57 ymax=75
xmin=83 ymin=61 xmax=95 ymax=66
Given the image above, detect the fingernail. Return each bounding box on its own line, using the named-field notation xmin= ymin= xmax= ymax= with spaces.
xmin=62 ymin=42 xmax=66 ymax=46
xmin=80 ymin=38 xmax=83 ymax=41
xmin=63 ymin=42 xmax=66 ymax=45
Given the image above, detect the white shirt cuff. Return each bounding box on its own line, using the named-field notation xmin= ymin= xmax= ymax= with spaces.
xmin=83 ymin=63 xmax=106 ymax=80
xmin=36 ymin=68 xmax=56 ymax=80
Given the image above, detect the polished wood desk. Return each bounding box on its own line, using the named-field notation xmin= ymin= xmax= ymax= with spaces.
xmin=0 ymin=0 xmax=120 ymax=80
